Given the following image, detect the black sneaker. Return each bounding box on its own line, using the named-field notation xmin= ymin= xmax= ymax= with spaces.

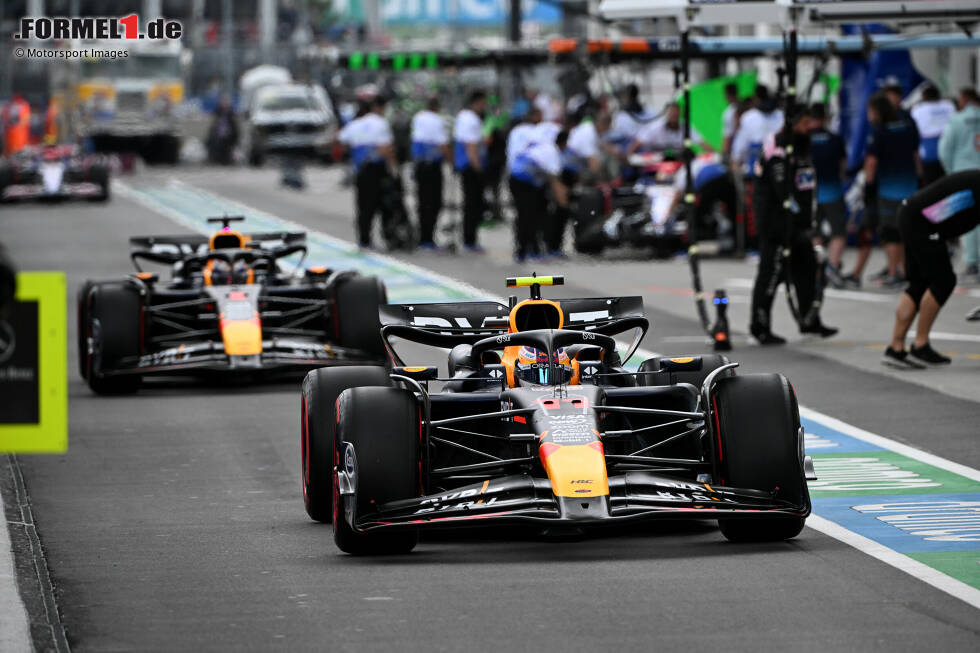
xmin=871 ymin=267 xmax=890 ymax=282
xmin=750 ymin=326 xmax=787 ymax=346
xmin=882 ymin=347 xmax=926 ymax=370
xmin=909 ymin=343 xmax=952 ymax=366
xmin=882 ymin=275 xmax=907 ymax=290
xmin=842 ymin=273 xmax=861 ymax=289
xmin=968 ymin=306 xmax=980 ymax=322
xmin=801 ymin=320 xmax=839 ymax=338
xmin=826 ymin=264 xmax=845 ymax=289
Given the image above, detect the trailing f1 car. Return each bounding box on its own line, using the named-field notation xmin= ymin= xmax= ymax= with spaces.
xmin=0 ymin=145 xmax=110 ymax=202
xmin=574 ymin=153 xmax=735 ymax=258
xmin=301 ymin=274 xmax=815 ymax=554
xmin=78 ymin=216 xmax=387 ymax=394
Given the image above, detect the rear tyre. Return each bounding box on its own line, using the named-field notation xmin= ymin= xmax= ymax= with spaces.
xmin=0 ymin=166 xmax=12 ymax=203
xmin=88 ymin=165 xmax=110 ymax=202
xmin=333 ymin=386 xmax=420 ymax=555
xmin=573 ymin=188 xmax=607 ymax=255
xmin=301 ymin=365 xmax=391 ymax=523
xmin=86 ymin=282 xmax=143 ymax=395
xmin=712 ymin=374 xmax=807 ymax=542
xmin=637 ymin=354 xmax=732 ymax=389
xmin=334 ymin=275 xmax=388 ymax=359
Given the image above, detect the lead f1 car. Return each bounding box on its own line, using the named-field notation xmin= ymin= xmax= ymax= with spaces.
xmin=301 ymin=275 xmax=816 ymax=554
xmin=78 ymin=216 xmax=388 ymax=394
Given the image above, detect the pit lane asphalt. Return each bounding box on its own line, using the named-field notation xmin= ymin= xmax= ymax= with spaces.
xmin=2 ymin=166 xmax=978 ymax=652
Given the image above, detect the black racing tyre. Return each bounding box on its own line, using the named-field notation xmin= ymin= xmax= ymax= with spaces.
xmin=77 ymin=281 xmax=95 ymax=379
xmin=637 ymin=354 xmax=732 ymax=389
xmin=0 ymin=166 xmax=12 ymax=203
xmin=334 ymin=274 xmax=388 ymax=360
xmin=86 ymin=282 xmax=143 ymax=394
xmin=712 ymin=373 xmax=808 ymax=542
xmin=88 ymin=165 xmax=110 ymax=202
xmin=301 ymin=365 xmax=391 ymax=523
xmin=573 ymin=187 xmax=606 ymax=254
xmin=333 ymin=386 xmax=420 ymax=555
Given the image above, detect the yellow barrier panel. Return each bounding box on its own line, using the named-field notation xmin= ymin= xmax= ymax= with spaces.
xmin=0 ymin=272 xmax=67 ymax=453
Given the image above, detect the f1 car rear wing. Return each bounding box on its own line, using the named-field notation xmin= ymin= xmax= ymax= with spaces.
xmin=379 ymin=296 xmax=649 ymax=365
xmin=128 ymin=232 xmax=306 ymax=270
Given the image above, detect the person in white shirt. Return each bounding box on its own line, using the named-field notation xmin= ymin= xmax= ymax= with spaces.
xmin=340 ymin=96 xmax=397 ymax=249
xmin=911 ymin=86 xmax=957 ymax=185
xmin=506 ymin=108 xmax=542 ymax=172
xmin=410 ymin=98 xmax=450 ymax=248
xmin=453 ymin=90 xmax=488 ymax=252
xmin=508 ymin=129 xmax=569 ymax=262
xmin=608 ymin=84 xmax=654 ymax=153
xmin=627 ymin=103 xmax=711 ymax=156
xmin=567 ymin=113 xmax=601 ymax=176
xmin=731 ymin=85 xmax=784 ymax=177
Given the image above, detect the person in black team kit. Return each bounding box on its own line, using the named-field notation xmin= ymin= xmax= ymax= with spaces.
xmin=884 ymin=169 xmax=980 ymax=369
xmin=750 ymin=105 xmax=838 ymax=345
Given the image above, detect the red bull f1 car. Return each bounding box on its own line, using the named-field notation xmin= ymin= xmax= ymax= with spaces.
xmin=300 ymin=274 xmax=816 ymax=554
xmin=0 ymin=144 xmax=110 ymax=202
xmin=78 ymin=216 xmax=388 ymax=394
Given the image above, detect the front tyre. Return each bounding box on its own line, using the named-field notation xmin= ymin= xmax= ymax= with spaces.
xmin=85 ymin=282 xmax=143 ymax=395
xmin=301 ymin=365 xmax=391 ymax=523
xmin=333 ymin=386 xmax=420 ymax=555
xmin=712 ymin=373 xmax=808 ymax=542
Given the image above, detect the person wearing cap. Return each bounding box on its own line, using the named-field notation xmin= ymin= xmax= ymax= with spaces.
xmin=749 ymin=105 xmax=838 ymax=345
xmin=339 ymin=95 xmax=398 ymax=250
xmin=410 ymin=97 xmax=450 ymax=249
xmin=453 ymin=90 xmax=489 ymax=253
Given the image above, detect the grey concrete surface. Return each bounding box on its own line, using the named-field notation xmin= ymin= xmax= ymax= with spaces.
xmin=1 ymin=167 xmax=978 ymax=652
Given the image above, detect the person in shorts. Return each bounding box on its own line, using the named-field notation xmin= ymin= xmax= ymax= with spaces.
xmin=849 ymin=92 xmax=921 ymax=288
xmin=884 ymin=169 xmax=980 ymax=369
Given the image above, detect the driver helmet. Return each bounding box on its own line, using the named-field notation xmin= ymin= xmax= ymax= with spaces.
xmin=514 ymin=346 xmax=572 ymax=386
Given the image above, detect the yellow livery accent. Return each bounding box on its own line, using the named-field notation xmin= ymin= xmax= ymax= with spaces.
xmin=670 ymin=357 xmax=695 ymax=364
xmin=221 ymin=316 xmax=263 ymax=356
xmin=507 ymin=275 xmax=562 ymax=288
xmin=539 ymin=442 xmax=609 ymax=498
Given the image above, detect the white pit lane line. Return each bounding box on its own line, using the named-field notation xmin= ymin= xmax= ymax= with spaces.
xmin=117 ymin=177 xmax=980 ymax=610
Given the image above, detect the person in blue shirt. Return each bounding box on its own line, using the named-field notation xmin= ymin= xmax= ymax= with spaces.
xmin=338 ymin=95 xmax=398 ymax=250
xmin=410 ymin=97 xmax=450 ymax=249
xmin=849 ymin=92 xmax=921 ymax=288
xmin=809 ymin=103 xmax=848 ymax=288
xmin=453 ymin=90 xmax=489 ymax=253
xmin=508 ymin=129 xmax=570 ymax=262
